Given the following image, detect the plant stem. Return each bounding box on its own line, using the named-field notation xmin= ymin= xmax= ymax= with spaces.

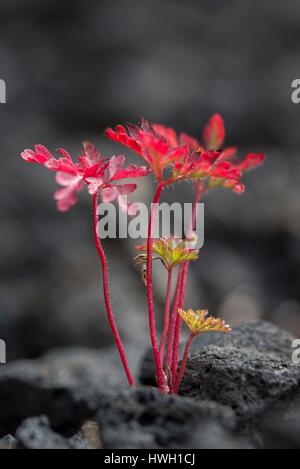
xmin=173 ymin=334 xmax=194 ymax=394
xmin=159 ymin=267 xmax=173 ymax=363
xmin=147 ymin=184 xmax=165 ymax=391
xmin=171 ymin=184 xmax=204 ymax=385
xmin=171 ymin=262 xmax=188 ymax=379
xmin=165 ymin=267 xmax=182 ymax=374
xmin=92 ymin=193 xmax=135 ymax=386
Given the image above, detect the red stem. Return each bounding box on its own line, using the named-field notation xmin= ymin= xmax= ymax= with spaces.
xmin=147 ymin=184 xmax=165 ymax=391
xmin=171 ymin=261 xmax=189 ymax=379
xmin=93 ymin=193 xmax=135 ymax=386
xmin=165 ymin=267 xmax=182 ymax=373
xmin=159 ymin=267 xmax=173 ymax=363
xmin=171 ymin=185 xmax=204 ymax=384
xmin=173 ymin=334 xmax=194 ymax=394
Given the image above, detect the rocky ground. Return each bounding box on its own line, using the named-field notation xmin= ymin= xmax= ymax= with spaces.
xmin=0 ymin=321 xmax=299 ymax=449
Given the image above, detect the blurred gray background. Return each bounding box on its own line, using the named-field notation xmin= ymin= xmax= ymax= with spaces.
xmin=0 ymin=0 xmax=300 ymax=360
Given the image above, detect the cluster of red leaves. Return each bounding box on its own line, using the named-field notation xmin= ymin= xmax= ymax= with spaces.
xmin=106 ymin=120 xmax=188 ymax=182
xmin=21 ymin=142 xmax=149 ymax=213
xmin=22 ymin=114 xmax=265 ymax=213
xmin=106 ymin=114 xmax=265 ymax=194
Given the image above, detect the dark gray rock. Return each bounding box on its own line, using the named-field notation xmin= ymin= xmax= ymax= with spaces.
xmin=140 ymin=321 xmax=300 ymax=434
xmin=140 ymin=321 xmax=295 ymax=386
xmin=261 ymin=394 xmax=300 ymax=449
xmin=97 ymin=386 xmax=253 ymax=449
xmin=0 ymin=346 xmax=142 ymax=437
xmin=16 ymin=416 xmax=87 ymax=450
xmin=190 ymin=320 xmax=295 ymax=360
xmin=180 ymin=346 xmax=300 ymax=427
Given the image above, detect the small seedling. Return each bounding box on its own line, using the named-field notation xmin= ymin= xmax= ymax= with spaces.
xmin=21 ymin=114 xmax=265 ymax=393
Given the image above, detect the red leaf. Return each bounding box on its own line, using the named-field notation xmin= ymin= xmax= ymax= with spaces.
xmin=203 ymin=114 xmax=225 ymax=150
xmin=237 ymin=153 xmax=266 ymax=171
